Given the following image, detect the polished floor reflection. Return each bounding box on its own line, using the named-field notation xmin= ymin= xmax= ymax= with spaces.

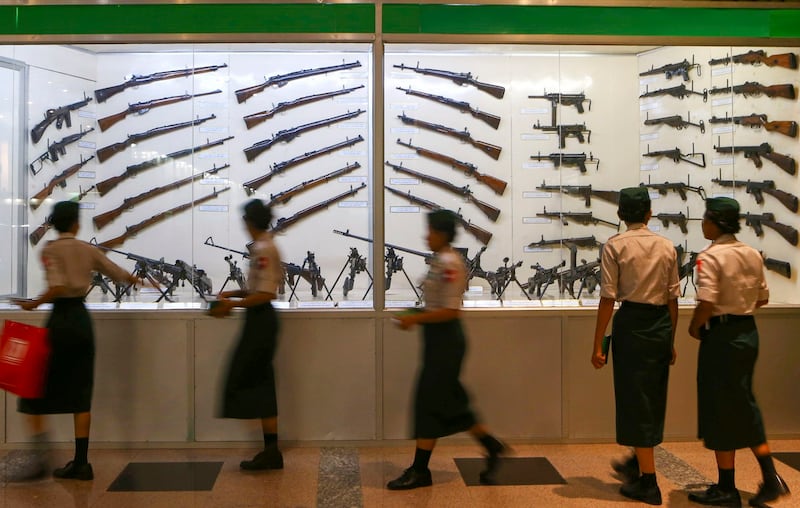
xmin=1 ymin=441 xmax=797 ymax=507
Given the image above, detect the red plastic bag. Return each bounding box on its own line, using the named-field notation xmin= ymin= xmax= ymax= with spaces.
xmin=0 ymin=320 xmax=51 ymax=398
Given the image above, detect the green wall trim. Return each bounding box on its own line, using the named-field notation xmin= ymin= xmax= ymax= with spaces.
xmin=383 ymin=4 xmax=800 ymax=38
xmin=0 ymin=4 xmax=375 ymax=35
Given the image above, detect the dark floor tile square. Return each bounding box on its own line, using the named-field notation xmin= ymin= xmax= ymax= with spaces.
xmin=107 ymin=462 xmax=223 ymax=492
xmin=774 ymin=452 xmax=800 ymax=473
xmin=454 ymin=456 xmax=567 ymax=486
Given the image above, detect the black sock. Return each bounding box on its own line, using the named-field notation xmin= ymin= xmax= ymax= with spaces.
xmin=411 ymin=448 xmax=432 ymax=472
xmin=263 ymin=433 xmax=278 ymax=450
xmin=756 ymin=455 xmax=777 ymax=481
xmin=718 ymin=468 xmax=736 ymax=491
xmin=477 ymin=434 xmax=503 ymax=454
xmin=74 ymin=437 xmax=89 ymax=465
xmin=640 ymin=472 xmax=657 ymax=487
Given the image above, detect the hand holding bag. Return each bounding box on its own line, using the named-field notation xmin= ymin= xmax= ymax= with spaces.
xmin=0 ymin=320 xmax=51 ymax=398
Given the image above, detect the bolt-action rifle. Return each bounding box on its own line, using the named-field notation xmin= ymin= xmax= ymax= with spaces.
xmin=711 ymin=175 xmax=798 ymax=213
xmin=396 ymin=86 xmax=501 ymax=129
xmin=529 ymin=152 xmax=599 ymax=173
xmin=31 ymin=95 xmax=92 ymax=143
xmin=396 ymin=138 xmax=507 ymax=195
xmin=535 ymin=182 xmax=619 ymax=207
xmin=267 ymin=162 xmax=361 ymax=207
xmin=644 ymin=112 xmax=705 ymax=133
xmin=708 ymin=81 xmax=796 ymax=100
xmin=708 ymin=113 xmax=797 ymax=138
xmin=709 ymin=50 xmax=798 ymax=70
xmin=97 ymin=187 xmax=230 ymax=249
xmin=271 ymin=183 xmax=367 ymax=234
xmin=385 ymin=185 xmax=493 ymax=245
xmin=639 ymin=58 xmax=700 ymax=81
xmin=532 ymin=121 xmax=591 ymax=149
xmin=235 ymin=61 xmax=361 ymax=104
xmin=397 ymin=113 xmax=502 ymax=160
xmin=29 ymin=185 xmax=95 ymax=246
xmin=639 ymin=83 xmax=707 ymax=102
xmin=713 ymin=140 xmax=796 ymax=175
xmin=243 ymin=135 xmax=364 ymax=195
xmin=528 ymin=92 xmax=590 ymax=126
xmin=385 ymin=161 xmax=500 ymax=222
xmin=740 ymin=213 xmax=799 ymax=246
xmin=29 ymin=155 xmax=95 ymax=210
xmin=93 ymin=163 xmax=230 ymax=230
xmin=393 ymin=62 xmax=505 ymax=99
xmin=96 ymin=114 xmax=216 ymax=163
xmin=243 ymin=109 xmax=365 ymax=162
xmin=95 ymin=64 xmax=227 ymax=103
xmin=95 ymin=135 xmax=235 ymax=196
xmin=97 ymin=89 xmax=222 ymax=132
xmin=537 ymin=207 xmax=619 ymax=230
xmin=243 ymin=85 xmax=364 ymax=129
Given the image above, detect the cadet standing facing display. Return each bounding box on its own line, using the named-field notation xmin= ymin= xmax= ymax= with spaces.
xmin=687 ymin=197 xmax=790 ymax=508
xmin=210 ymin=199 xmax=285 ymax=471
xmin=10 ymin=201 xmax=138 ymax=481
xmin=591 ymin=187 xmax=680 ymax=506
xmin=388 ymin=210 xmax=505 ymax=490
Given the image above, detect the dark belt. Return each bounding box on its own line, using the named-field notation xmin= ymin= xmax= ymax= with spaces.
xmin=706 ymin=314 xmax=752 ymax=328
xmin=621 ymin=301 xmax=668 ymax=311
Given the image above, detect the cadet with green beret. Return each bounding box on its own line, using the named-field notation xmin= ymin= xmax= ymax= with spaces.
xmin=11 ymin=201 xmax=138 ymax=482
xmin=387 ymin=210 xmax=505 ymax=490
xmin=592 ymin=186 xmax=680 ymax=506
xmin=687 ymin=197 xmax=790 ymax=507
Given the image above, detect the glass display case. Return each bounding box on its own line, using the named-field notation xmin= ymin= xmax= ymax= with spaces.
xmin=1 ymin=40 xmax=797 ymax=308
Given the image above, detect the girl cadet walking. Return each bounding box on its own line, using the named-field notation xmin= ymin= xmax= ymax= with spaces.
xmin=11 ymin=201 xmax=137 ymax=481
xmin=591 ymin=187 xmax=680 ymax=506
xmin=388 ymin=209 xmax=505 ymax=490
xmin=687 ymin=197 xmax=790 ymax=508
xmin=210 ymin=199 xmax=285 ymax=471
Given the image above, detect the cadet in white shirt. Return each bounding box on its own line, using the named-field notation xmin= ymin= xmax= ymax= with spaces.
xmin=13 ymin=201 xmax=136 ymax=482
xmin=592 ymin=187 xmax=680 ymax=506
xmin=211 ymin=199 xmax=285 ymax=471
xmin=687 ymin=197 xmax=789 ymax=508
xmin=387 ymin=210 xmax=505 ymax=490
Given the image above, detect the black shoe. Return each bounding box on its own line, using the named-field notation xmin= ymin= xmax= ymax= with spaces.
xmin=688 ymin=484 xmax=742 ymax=507
xmin=387 ymin=467 xmax=432 ymax=490
xmin=239 ymin=449 xmax=283 ymax=471
xmin=479 ymin=439 xmax=507 ymax=485
xmin=620 ymin=477 xmax=662 ymax=506
xmin=749 ymin=474 xmax=790 ymax=507
xmin=53 ymin=461 xmax=94 ymax=481
xmin=612 ymin=454 xmax=640 ymax=484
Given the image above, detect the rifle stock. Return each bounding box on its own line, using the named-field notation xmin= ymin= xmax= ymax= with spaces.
xmin=97 ymin=111 xmax=127 ymax=132
xmin=761 ymin=152 xmax=796 ymax=175
xmin=29 ymin=222 xmax=52 ymax=246
xmin=763 ymin=120 xmax=798 ymax=138
xmin=764 ymin=257 xmax=791 ymax=278
xmin=761 ymin=188 xmax=799 ymax=213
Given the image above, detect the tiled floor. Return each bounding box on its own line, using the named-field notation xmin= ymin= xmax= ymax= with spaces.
xmin=1 ymin=440 xmax=798 ymax=507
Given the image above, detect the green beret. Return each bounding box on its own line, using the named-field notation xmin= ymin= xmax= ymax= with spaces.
xmin=618 ymin=186 xmax=650 ymax=215
xmin=706 ymin=196 xmax=740 ymax=215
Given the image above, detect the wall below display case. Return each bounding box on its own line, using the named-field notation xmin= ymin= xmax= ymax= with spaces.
xmin=0 ymin=307 xmax=798 ymax=445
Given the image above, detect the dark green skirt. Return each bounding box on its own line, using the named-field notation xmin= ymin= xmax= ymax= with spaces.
xmin=413 ymin=319 xmax=477 ymax=439
xmin=697 ymin=316 xmax=766 ymax=450
xmin=19 ymin=298 xmax=94 ymax=415
xmin=611 ymin=302 xmax=672 ymax=447
xmin=220 ymin=302 xmax=279 ymax=419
